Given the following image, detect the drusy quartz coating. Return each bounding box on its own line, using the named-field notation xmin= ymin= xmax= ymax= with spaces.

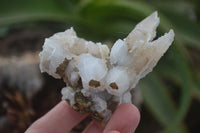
xmin=39 ymin=12 xmax=175 ymax=123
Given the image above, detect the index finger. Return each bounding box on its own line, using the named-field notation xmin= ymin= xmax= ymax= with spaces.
xmin=25 ymin=101 xmax=87 ymax=133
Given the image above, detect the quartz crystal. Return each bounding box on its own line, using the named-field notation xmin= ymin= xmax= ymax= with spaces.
xmin=39 ymin=11 xmax=175 ymax=123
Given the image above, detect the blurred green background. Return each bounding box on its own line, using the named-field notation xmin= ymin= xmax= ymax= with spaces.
xmin=0 ymin=0 xmax=200 ymax=133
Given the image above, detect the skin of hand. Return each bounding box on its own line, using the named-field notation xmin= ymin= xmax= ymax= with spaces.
xmin=25 ymin=101 xmax=140 ymax=133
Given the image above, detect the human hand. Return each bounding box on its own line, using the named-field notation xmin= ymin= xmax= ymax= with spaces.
xmin=25 ymin=101 xmax=140 ymax=133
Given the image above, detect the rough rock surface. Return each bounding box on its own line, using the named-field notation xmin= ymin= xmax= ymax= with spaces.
xmin=39 ymin=11 xmax=175 ymax=123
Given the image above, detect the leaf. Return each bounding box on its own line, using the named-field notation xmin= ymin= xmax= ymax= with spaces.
xmin=147 ymin=1 xmax=200 ymax=49
xmin=0 ymin=0 xmax=77 ymax=26
xmin=139 ymin=74 xmax=176 ymax=125
xmin=191 ymin=71 xmax=200 ymax=101
xmin=154 ymin=44 xmax=192 ymax=133
xmin=194 ymin=0 xmax=200 ymax=17
xmin=75 ymin=0 xmax=175 ymax=41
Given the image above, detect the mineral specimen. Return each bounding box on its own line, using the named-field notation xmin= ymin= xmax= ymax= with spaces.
xmin=39 ymin=11 xmax=175 ymax=123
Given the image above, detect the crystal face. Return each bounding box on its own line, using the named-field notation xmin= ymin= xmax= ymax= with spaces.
xmin=39 ymin=11 xmax=175 ymax=123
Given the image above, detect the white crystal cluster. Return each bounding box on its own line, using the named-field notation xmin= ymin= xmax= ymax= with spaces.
xmin=39 ymin=12 xmax=174 ymax=123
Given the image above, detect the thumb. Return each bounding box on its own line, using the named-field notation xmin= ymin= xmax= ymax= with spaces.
xmin=103 ymin=103 xmax=140 ymax=133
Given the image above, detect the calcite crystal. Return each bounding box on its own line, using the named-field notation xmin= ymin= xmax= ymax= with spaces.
xmin=39 ymin=11 xmax=174 ymax=123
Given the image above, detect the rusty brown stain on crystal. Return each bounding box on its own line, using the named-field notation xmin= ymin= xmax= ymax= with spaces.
xmin=72 ymin=103 xmax=80 ymax=111
xmin=76 ymin=78 xmax=83 ymax=89
xmin=56 ymin=58 xmax=69 ymax=77
xmin=74 ymin=92 xmax=92 ymax=109
xmin=89 ymin=80 xmax=100 ymax=87
xmin=91 ymin=111 xmax=104 ymax=121
xmin=67 ymin=91 xmax=105 ymax=122
xmin=65 ymin=99 xmax=71 ymax=106
xmin=109 ymin=82 xmax=118 ymax=90
xmin=107 ymin=96 xmax=119 ymax=112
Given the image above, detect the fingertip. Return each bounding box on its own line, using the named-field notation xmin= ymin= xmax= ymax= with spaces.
xmin=118 ymin=103 xmax=140 ymax=126
xmin=104 ymin=103 xmax=140 ymax=133
xmin=83 ymin=120 xmax=104 ymax=133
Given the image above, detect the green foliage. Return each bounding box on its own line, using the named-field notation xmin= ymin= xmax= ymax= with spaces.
xmin=1 ymin=0 xmax=200 ymax=132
